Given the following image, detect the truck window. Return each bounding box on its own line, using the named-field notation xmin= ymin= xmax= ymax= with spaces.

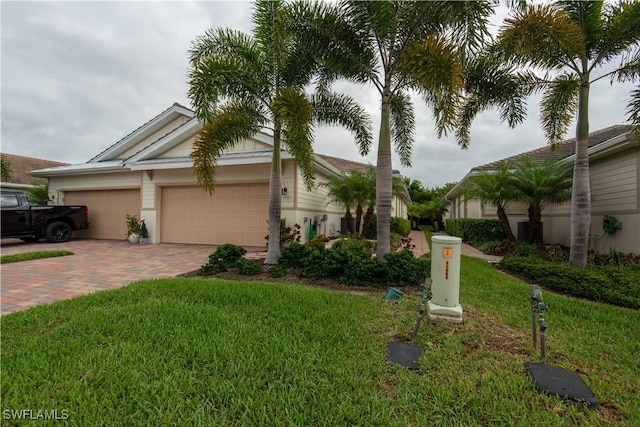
xmin=1 ymin=193 xmax=20 ymax=208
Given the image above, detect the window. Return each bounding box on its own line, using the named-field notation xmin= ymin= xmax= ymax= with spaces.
xmin=1 ymin=193 xmax=20 ymax=208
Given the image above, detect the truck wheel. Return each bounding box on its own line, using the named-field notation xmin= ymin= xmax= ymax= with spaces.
xmin=45 ymin=221 xmax=72 ymax=243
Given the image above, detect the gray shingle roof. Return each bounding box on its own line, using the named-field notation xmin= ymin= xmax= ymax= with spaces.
xmin=475 ymin=125 xmax=631 ymax=171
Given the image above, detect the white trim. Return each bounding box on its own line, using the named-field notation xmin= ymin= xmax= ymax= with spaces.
xmin=31 ymin=160 xmax=125 ymax=177
xmin=124 ymin=119 xmax=202 ymax=164
xmin=562 ymin=132 xmax=638 ymax=163
xmin=90 ymin=105 xmax=194 ymax=163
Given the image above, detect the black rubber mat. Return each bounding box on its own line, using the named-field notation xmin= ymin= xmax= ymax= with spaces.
xmin=526 ymin=362 xmax=599 ymax=409
xmin=387 ymin=342 xmax=423 ymax=370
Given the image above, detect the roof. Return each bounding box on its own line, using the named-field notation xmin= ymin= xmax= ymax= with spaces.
xmin=475 ymin=125 xmax=631 ymax=171
xmin=316 ymin=154 xmax=372 ymax=173
xmin=0 ymin=153 xmax=68 ymax=184
xmin=446 ymin=125 xmax=635 ymax=199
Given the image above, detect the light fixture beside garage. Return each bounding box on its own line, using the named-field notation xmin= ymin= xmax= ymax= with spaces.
xmin=281 ymin=184 xmax=288 ymax=195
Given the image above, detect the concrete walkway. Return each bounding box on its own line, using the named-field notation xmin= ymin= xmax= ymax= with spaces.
xmin=408 ymin=230 xmax=502 ymax=263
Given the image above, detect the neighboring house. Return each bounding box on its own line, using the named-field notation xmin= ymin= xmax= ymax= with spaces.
xmin=0 ymin=153 xmax=68 ymax=191
xmin=446 ymin=125 xmax=640 ymax=253
xmin=32 ymin=103 xmax=408 ymax=246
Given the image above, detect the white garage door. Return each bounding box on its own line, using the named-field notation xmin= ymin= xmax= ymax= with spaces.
xmin=64 ymin=189 xmax=141 ymax=240
xmin=161 ymin=184 xmax=269 ymax=246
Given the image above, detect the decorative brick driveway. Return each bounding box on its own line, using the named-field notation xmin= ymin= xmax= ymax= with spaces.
xmin=0 ymin=239 xmax=264 ymax=315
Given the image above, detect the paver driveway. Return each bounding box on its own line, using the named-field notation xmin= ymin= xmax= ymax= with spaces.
xmin=0 ymin=239 xmax=264 ymax=315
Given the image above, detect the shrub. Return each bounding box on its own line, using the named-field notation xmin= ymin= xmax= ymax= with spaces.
xmin=499 ymin=257 xmax=640 ymax=309
xmin=342 ymin=257 xmax=386 ymax=286
xmin=268 ymin=265 xmax=288 ymax=278
xmin=591 ymin=248 xmax=640 ymax=267
xmin=363 ymin=215 xmax=377 ymax=239
xmin=542 ymin=244 xmax=569 ymax=263
xmin=383 ymin=250 xmax=430 ymax=286
xmin=236 ymin=258 xmax=262 ymax=276
xmin=477 ymin=240 xmax=503 ymax=255
xmin=199 ymin=244 xmax=247 ymax=275
xmin=265 ymin=219 xmax=301 ymax=248
xmin=279 ymin=242 xmax=310 ymax=269
xmin=390 ymin=217 xmax=411 ymax=237
xmin=445 ymin=219 xmax=506 ymax=245
xmin=509 ymin=243 xmax=541 ymax=258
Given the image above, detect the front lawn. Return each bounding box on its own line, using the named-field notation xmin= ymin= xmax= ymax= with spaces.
xmin=1 ymin=257 xmax=638 ymax=425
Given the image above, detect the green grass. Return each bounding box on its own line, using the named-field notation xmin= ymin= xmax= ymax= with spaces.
xmin=0 ymin=250 xmax=73 ymax=264
xmin=420 ymin=225 xmax=433 ymax=248
xmin=1 ymin=257 xmax=638 ymax=425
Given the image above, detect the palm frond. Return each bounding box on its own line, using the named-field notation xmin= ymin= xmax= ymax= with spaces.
xmin=273 ymin=88 xmax=315 ymax=190
xmin=191 ymin=101 xmax=265 ymax=193
xmin=540 ymin=73 xmax=579 ymax=146
xmin=596 ymin=1 xmax=640 ymax=66
xmin=311 ymin=91 xmax=373 ymax=157
xmin=187 ymin=30 xmax=269 ymax=120
xmin=626 ymin=86 xmax=640 ymax=131
xmin=389 ymin=91 xmax=415 ymax=167
xmin=497 ymin=4 xmax=585 ymax=70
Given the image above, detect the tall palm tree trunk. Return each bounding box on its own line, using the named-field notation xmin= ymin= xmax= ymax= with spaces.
xmin=497 ymin=206 xmax=516 ymax=242
xmin=569 ymin=81 xmax=591 ymax=268
xmin=355 ymin=204 xmax=363 ymax=235
xmin=376 ymin=81 xmax=393 ymax=258
xmin=265 ymin=127 xmax=283 ymax=264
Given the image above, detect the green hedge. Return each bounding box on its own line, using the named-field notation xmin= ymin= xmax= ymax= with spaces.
xmin=445 ymin=219 xmax=506 ymax=245
xmin=500 ymin=257 xmax=640 ymax=309
xmin=363 ymin=215 xmax=411 ymax=239
xmin=279 ymin=240 xmax=430 ymax=287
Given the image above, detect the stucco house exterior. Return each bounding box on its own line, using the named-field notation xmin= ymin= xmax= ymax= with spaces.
xmin=446 ymin=125 xmax=640 ymax=253
xmin=32 ymin=103 xmax=408 ymax=246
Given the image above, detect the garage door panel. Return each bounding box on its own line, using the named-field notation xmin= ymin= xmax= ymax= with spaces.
xmin=64 ymin=189 xmax=140 ymax=240
xmin=161 ymin=184 xmax=268 ymax=246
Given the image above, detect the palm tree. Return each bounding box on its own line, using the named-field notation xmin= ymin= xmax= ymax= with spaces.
xmin=496 ymin=0 xmax=640 ymax=267
xmin=465 ymin=161 xmax=517 ymax=242
xmin=295 ymin=0 xmax=494 ymax=258
xmin=187 ymin=0 xmax=371 ymax=264
xmin=322 ymin=173 xmax=357 ymax=234
xmin=425 ymin=198 xmax=450 ymax=232
xmin=510 ymin=157 xmax=573 ymax=244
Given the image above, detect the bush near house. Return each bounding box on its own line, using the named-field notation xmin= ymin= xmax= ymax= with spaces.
xmin=362 ymin=216 xmax=411 ymax=239
xmin=203 ymin=240 xmax=430 ymax=287
xmin=499 ymin=256 xmax=640 ymax=309
xmin=445 ymin=219 xmax=506 ymax=245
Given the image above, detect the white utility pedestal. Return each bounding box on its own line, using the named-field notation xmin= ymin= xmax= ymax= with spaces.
xmin=428 ymin=235 xmax=463 ymax=323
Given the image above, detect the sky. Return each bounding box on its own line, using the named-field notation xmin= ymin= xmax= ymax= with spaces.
xmin=1 ymin=1 xmax=636 ymax=189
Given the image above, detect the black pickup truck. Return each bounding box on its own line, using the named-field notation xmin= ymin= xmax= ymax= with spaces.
xmin=1 ymin=190 xmax=89 ymax=243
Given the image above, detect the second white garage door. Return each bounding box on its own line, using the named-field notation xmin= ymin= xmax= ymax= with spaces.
xmin=161 ymin=184 xmax=269 ymax=246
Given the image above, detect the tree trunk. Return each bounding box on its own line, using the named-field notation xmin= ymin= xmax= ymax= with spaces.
xmin=361 ymin=206 xmax=374 ymax=237
xmin=355 ymin=204 xmax=363 ymax=235
xmin=528 ymin=205 xmax=542 ymax=244
xmin=569 ymin=80 xmax=591 ymax=268
xmin=265 ymin=127 xmax=282 ymax=264
xmin=376 ymin=79 xmax=393 ymax=258
xmin=345 ymin=209 xmax=354 ymax=234
xmin=496 ymin=206 xmax=515 ymax=242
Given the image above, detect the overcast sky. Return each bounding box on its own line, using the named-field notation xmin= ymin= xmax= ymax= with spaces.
xmin=1 ymin=1 xmax=636 ymax=188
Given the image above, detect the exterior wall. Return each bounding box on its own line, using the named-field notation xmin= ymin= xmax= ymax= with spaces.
xmin=117 ymin=115 xmax=191 ymax=160
xmin=448 ymin=195 xmax=483 ymax=219
xmin=291 ymin=166 xmax=344 ymax=242
xmin=48 ymin=172 xmax=142 ymax=205
xmin=159 ymin=135 xmax=272 ymax=159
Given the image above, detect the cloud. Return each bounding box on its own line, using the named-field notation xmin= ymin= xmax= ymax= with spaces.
xmin=1 ymin=1 xmax=635 ymax=189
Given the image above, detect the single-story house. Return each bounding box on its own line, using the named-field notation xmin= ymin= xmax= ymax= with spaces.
xmin=32 ymin=103 xmax=408 ymax=246
xmin=446 ymin=125 xmax=640 ymax=253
